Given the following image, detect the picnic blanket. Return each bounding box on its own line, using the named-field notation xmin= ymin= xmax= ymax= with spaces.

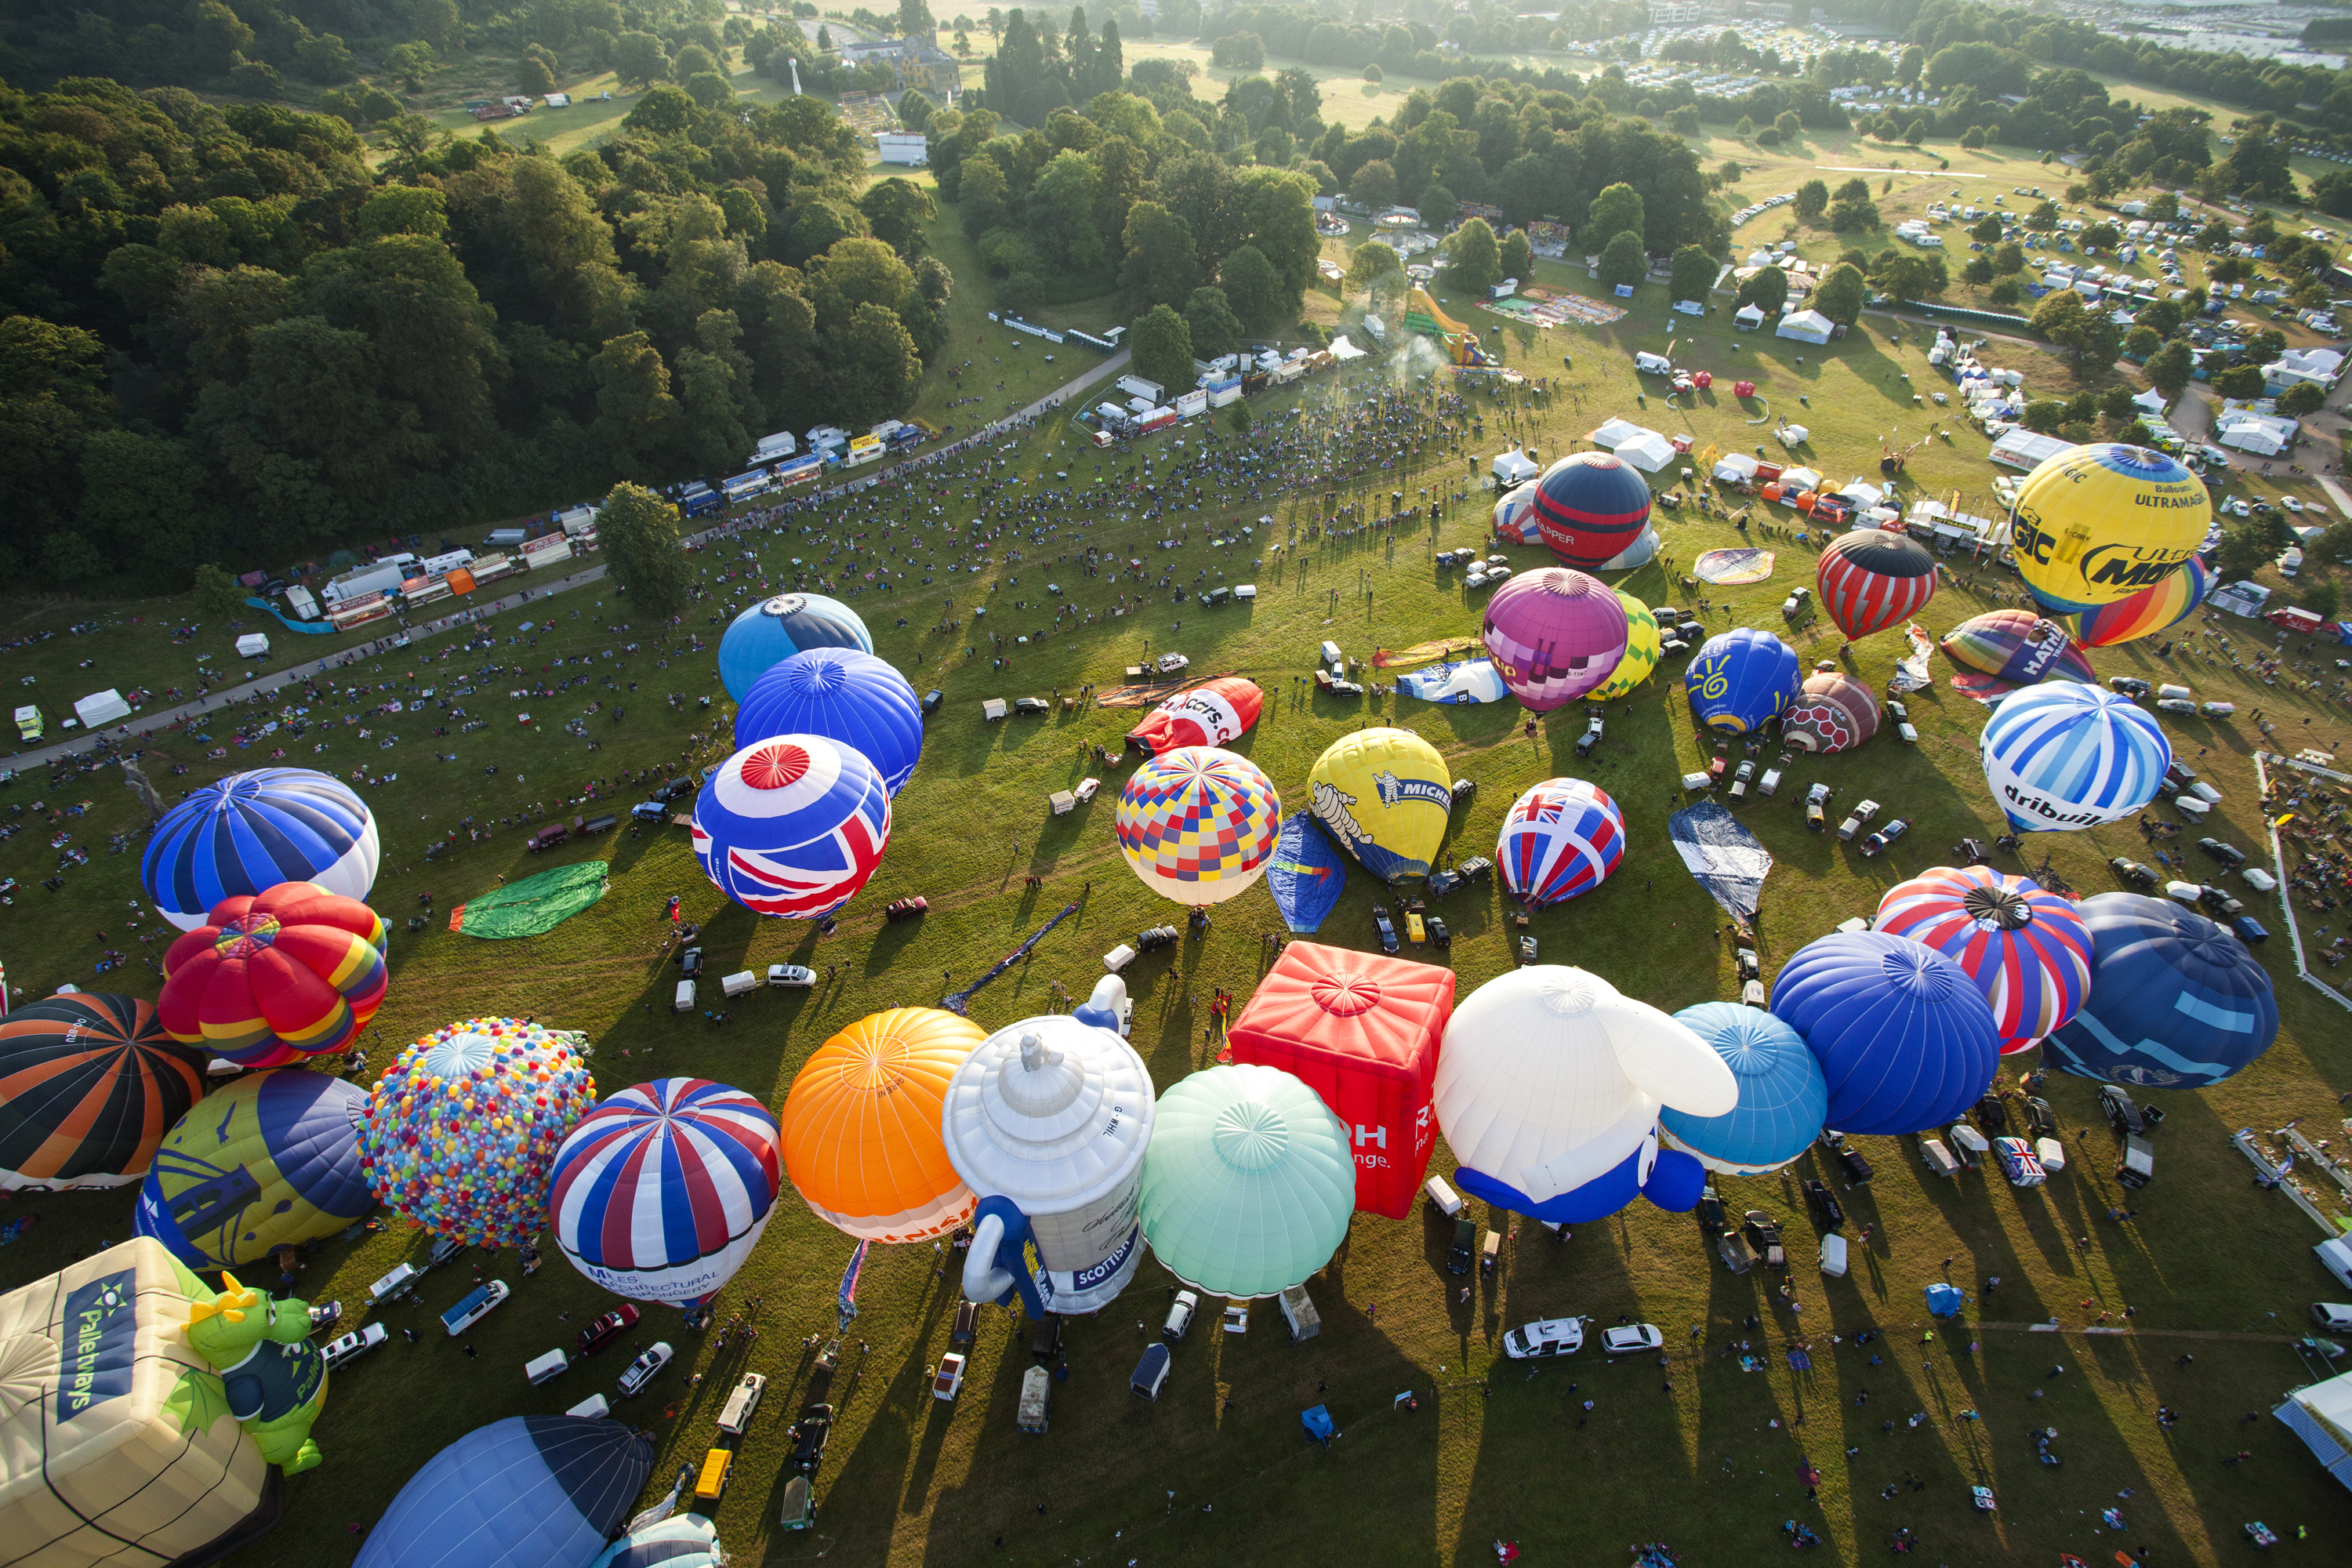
xmin=1788 ymin=1348 xmax=1813 ymax=1370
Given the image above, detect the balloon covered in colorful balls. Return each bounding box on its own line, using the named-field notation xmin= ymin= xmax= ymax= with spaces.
xmin=357 ymin=1018 xmax=597 ymax=1247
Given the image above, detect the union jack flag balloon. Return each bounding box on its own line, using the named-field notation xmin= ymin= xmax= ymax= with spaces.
xmin=1874 ymin=866 xmax=2095 ymax=1054
xmin=692 ymin=735 xmax=891 ymax=918
xmin=1497 ymin=778 xmax=1625 ymax=906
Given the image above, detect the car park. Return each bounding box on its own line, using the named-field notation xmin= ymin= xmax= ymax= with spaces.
xmin=1836 ymin=800 xmax=1880 ymax=842
xmin=321 ymin=1322 xmax=389 ymax=1370
xmin=617 ymin=1341 xmax=673 ymax=1398
xmin=579 ymin=1305 xmax=641 ymax=1356
xmin=1600 ymin=1323 xmax=1664 ymax=1356
xmin=1503 ymin=1316 xmax=1586 ymax=1359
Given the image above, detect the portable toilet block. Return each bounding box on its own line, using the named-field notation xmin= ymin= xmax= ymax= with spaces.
xmin=943 ymin=1015 xmax=1156 ymax=1317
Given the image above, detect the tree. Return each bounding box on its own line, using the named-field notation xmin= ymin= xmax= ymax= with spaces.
xmin=1227 ymin=401 xmax=1252 ymax=435
xmin=831 ymin=303 xmax=923 ymax=423
xmin=1668 ymin=244 xmax=1715 ymax=304
xmin=412 ymin=0 xmax=461 ymax=55
xmin=1219 ymin=244 xmax=1280 ymax=328
xmin=1992 ymin=241 xmax=2024 ymax=274
xmin=1418 ymin=184 xmax=1457 ymax=226
xmin=1498 ymin=228 xmax=1532 ymax=282
xmin=589 ymin=332 xmax=682 ymax=476
xmin=900 ymin=0 xmax=938 ymax=35
xmin=1827 ymin=191 xmax=1878 ymax=231
xmin=1183 ymin=285 xmax=1243 ymax=359
xmin=1793 ymin=179 xmax=1828 ymax=223
xmin=1447 ymin=218 xmax=1502 ymax=294
xmin=2213 ymin=519 xmax=2288 ymax=581
xmin=2033 ymin=289 xmax=2123 ymax=379
xmin=193 ymin=562 xmax=244 ymax=619
xmin=1129 ymin=303 xmax=1193 ymax=397
xmin=1737 ymin=266 xmax=1788 ymax=316
xmin=1345 ymin=240 xmax=1403 ymax=293
xmin=1597 ymin=230 xmax=1647 ymax=291
xmin=1351 ymin=159 xmax=1397 ymax=209
xmin=384 ymin=41 xmax=437 ymax=92
xmin=518 ymin=50 xmax=557 ymax=99
xmin=860 ymin=178 xmax=938 ymax=260
xmin=1585 ymin=183 xmax=1645 ymax=249
xmin=2122 ymin=323 xmax=2161 ymax=360
xmin=899 ymin=89 xmax=935 ymax=130
xmin=1987 ymin=277 xmax=2021 ymax=307
xmin=2146 ymin=339 xmax=2194 ymax=398
xmin=614 ymin=31 xmax=670 ymax=89
xmin=1963 ymin=255 xmax=1994 ymax=286
xmin=1774 ymin=111 xmax=1802 ymax=140
xmin=2303 ymin=575 xmax=2342 ymax=624
xmin=597 ymin=483 xmax=693 ymax=619
xmin=2212 ymin=364 xmax=2267 ymax=399
xmin=1734 ymin=115 xmax=1755 ymax=140
xmin=2278 ymin=380 xmax=2327 ymax=416
xmin=1813 ymin=262 xmax=1866 ymax=325
xmin=1210 ymin=32 xmax=1264 ymax=70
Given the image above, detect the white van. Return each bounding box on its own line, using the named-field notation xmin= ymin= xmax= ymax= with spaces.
xmin=674 ymin=979 xmax=696 ymax=1013
xmin=720 ymin=970 xmax=758 ymax=999
xmin=2319 ymin=1236 xmax=2352 ymax=1291
xmin=525 ymin=1348 xmax=570 ymax=1385
xmin=566 ymin=1392 xmax=611 ymax=1420
xmin=718 ymin=1373 xmax=767 ymax=1436
xmin=1279 ymin=1284 xmax=1321 ymax=1341
xmin=1423 ymin=1175 xmax=1465 ymax=1218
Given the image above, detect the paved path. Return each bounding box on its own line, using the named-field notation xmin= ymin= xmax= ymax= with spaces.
xmin=16 ymin=349 xmax=1134 ymax=773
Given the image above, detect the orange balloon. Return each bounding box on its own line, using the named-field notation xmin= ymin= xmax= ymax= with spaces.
xmin=780 ymin=1007 xmax=984 ymax=1242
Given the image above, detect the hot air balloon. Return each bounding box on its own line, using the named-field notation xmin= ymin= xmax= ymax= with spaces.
xmin=143 ymin=768 xmax=379 ymax=931
xmin=2010 ymin=444 xmax=2210 ymax=615
xmin=1873 ymin=866 xmax=2094 ymax=1053
xmin=1782 ymin=666 xmax=1880 ymax=754
xmin=1480 ymin=568 xmax=1630 ymax=711
xmin=1939 ymin=610 xmax=2096 ymax=701
xmin=692 ymin=735 xmax=892 ymax=918
xmin=717 ymin=593 xmax=873 ymax=702
xmin=1114 ymin=746 xmax=1282 ymax=906
xmin=734 ymin=648 xmax=924 ymax=794
xmin=1225 ymin=941 xmax=1457 ymax=1218
xmin=779 ymin=1008 xmax=983 ymax=1242
xmin=1980 ymin=682 xmax=2170 ymax=833
xmin=1597 ymin=526 xmax=1661 ymax=572
xmin=1432 ymin=967 xmax=1734 ymax=1222
xmin=358 ymin=1018 xmax=597 ymax=1247
xmin=1494 ymin=481 xmax=1541 ymax=545
xmin=1264 ymin=814 xmax=1348 ymax=935
xmin=1685 ymin=628 xmax=1801 ymax=735
xmin=2040 ymin=893 xmax=2278 ymax=1087
xmin=1138 ymin=1065 xmax=1356 ymax=1299
xmin=2055 ymin=556 xmax=2216 ymax=648
xmin=1659 ymin=1003 xmax=1828 ymax=1175
xmin=132 ymin=1069 xmax=372 ymax=1269
xmin=594 ymin=1519 xmax=725 ymax=1568
xmin=943 ymin=1017 xmax=1155 ymax=1317
xmin=354 ymin=1417 xmax=652 ymax=1568
xmin=155 ymin=882 xmax=388 ymax=1069
xmin=0 ymin=1240 xmax=281 ymax=1568
xmin=0 ymin=993 xmax=204 ymax=1191
xmin=1307 ymin=728 xmax=1452 ymax=883
xmin=1125 ymin=676 xmax=1265 ymax=755
xmin=1817 ymin=528 xmax=1939 ymax=641
xmin=549 ymin=1079 xmax=782 ymax=1305
xmin=1768 ymin=932 xmax=2001 ymax=1135
xmin=1528 ymin=452 xmax=1653 ymax=570
xmin=1497 ymin=779 xmax=1624 ymax=906
xmin=1587 ymin=593 xmax=1661 ymax=702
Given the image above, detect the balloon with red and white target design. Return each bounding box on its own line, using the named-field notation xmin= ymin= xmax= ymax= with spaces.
xmin=1497 ymin=778 xmax=1624 ymax=907
xmin=691 ymin=735 xmax=892 ymax=919
xmin=1873 ymin=866 xmax=2094 ymax=1054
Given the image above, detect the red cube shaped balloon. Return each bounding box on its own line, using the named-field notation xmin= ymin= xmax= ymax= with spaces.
xmin=1693 ymin=370 xmax=1712 ymax=390
xmin=1225 ymin=942 xmax=1456 ymax=1218
xmin=1733 ymin=379 xmax=1756 ymax=398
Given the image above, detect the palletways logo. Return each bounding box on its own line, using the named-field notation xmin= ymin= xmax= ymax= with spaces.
xmin=56 ymin=1269 xmax=139 ymax=1421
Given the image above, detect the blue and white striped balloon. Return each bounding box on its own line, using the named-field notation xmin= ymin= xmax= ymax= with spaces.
xmin=1497 ymin=779 xmax=1624 ymax=906
xmin=735 ymin=648 xmax=924 ymax=795
xmin=691 ymin=734 xmax=891 ymax=918
xmin=1979 ymin=683 xmax=2170 ymax=833
xmin=143 ymin=768 xmax=379 ymax=931
xmin=717 ymin=593 xmax=873 ymax=702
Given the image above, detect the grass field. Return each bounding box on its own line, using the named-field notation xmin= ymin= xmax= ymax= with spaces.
xmin=5 ymin=277 xmax=2352 ymax=1567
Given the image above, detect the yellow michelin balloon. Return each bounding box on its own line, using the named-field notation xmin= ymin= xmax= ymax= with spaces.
xmin=1588 ymin=591 xmax=1661 ymax=701
xmin=1307 ymin=728 xmax=1452 ymax=883
xmin=2009 ymin=443 xmax=2209 ymax=615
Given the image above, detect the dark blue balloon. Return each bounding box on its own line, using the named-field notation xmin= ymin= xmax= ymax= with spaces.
xmin=1769 ymin=932 xmax=2000 ymax=1135
xmin=1685 ymin=627 xmax=1802 ymax=735
xmin=1265 ymin=814 xmax=1347 ymax=934
xmin=2041 ymin=893 xmax=2278 ymax=1088
xmin=357 ymin=1416 xmax=651 ymax=1568
xmin=717 ymin=593 xmax=872 ymax=702
xmin=735 ymin=648 xmax=924 ymax=795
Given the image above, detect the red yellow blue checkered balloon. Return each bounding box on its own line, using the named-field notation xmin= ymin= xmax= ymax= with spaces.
xmin=1114 ymin=746 xmax=1282 ymax=906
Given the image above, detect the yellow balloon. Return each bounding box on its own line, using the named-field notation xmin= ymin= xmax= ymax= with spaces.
xmin=1306 ymin=728 xmax=1452 ymax=883
xmin=1588 ymin=591 xmax=1661 ymax=701
xmin=2009 ymin=443 xmax=2209 ymax=614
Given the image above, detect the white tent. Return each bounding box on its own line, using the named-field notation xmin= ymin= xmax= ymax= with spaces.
xmin=2217 ymin=412 xmax=2296 ymax=457
xmin=1492 ymin=450 xmax=1540 ymax=486
xmin=1598 ymin=526 xmax=1660 ymax=571
xmin=1613 ymin=430 xmax=1676 ymax=472
xmin=1328 ymin=334 xmax=1367 ymax=361
xmin=1733 ymin=303 xmax=1766 ymax=330
xmin=1777 ymin=466 xmax=1822 ymax=492
xmin=73 ymin=689 xmax=130 ymax=728
xmin=2275 ymin=1368 xmax=2352 ymax=1491
xmin=2131 ymin=386 xmax=2168 ymax=417
xmin=235 ymin=633 xmax=270 ymax=658
xmin=1777 ymin=310 xmax=1833 ymax=344
xmin=1712 ymin=452 xmax=1761 ymax=483
xmin=1988 ymin=430 xmax=2076 ymax=471
xmin=1838 ymin=480 xmax=1885 ymax=509
xmin=1588 ymin=416 xmax=1645 ymax=448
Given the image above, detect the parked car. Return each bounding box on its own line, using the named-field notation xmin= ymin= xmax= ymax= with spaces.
xmin=680 ymin=946 xmax=703 ymax=978
xmin=1860 ymin=818 xmax=1913 ymax=858
xmin=2198 ymin=837 xmax=2247 ymax=868
xmin=2107 ymin=676 xmax=2151 ymax=699
xmin=1163 ymin=1290 xmax=1199 ymax=1342
xmin=1802 ymin=1179 xmax=1846 ymax=1231
xmin=1836 ymin=800 xmax=1881 ymax=842
xmin=652 ymin=776 xmax=695 ymax=803
xmin=1428 ymin=914 xmax=1451 ymax=949
xmin=1014 ymin=697 xmax=1050 ymax=717
xmin=1741 ymin=1210 xmax=1785 ymax=1269
xmin=931 ymin=1352 xmax=967 ymax=1401
xmin=2023 ymin=1097 xmax=2058 ymax=1138
xmin=617 ymin=1341 xmax=674 ymax=1398
xmin=1804 ymin=782 xmax=1831 ymax=831
xmin=1600 ymin=1323 xmax=1664 ymax=1356
xmin=579 ymin=1305 xmax=641 ymax=1356
xmin=2313 ymin=1303 xmax=2352 ymax=1334
xmin=766 ymin=964 xmax=817 ymax=988
xmin=885 ymin=897 xmax=929 ymax=921
xmin=1697 ymin=1184 xmax=1727 ymax=1236
xmin=788 ymin=1403 xmax=835 ymax=1474
xmin=2099 ymin=1084 xmax=2148 ymax=1137
xmin=2110 ymin=857 xmax=2160 ymax=888
xmin=1372 ymin=905 xmax=1399 ymax=955
xmin=1503 ymin=1317 xmax=1585 ymax=1359
xmin=321 ymin=1322 xmax=389 ymax=1370
xmin=920 ymin=688 xmax=943 ymax=717
xmin=578 ymin=813 xmax=617 ymax=835
xmin=1447 ymin=1218 xmax=1475 ymax=1274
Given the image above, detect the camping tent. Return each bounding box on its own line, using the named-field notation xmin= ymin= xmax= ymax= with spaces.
xmin=1712 ymin=453 xmax=1761 ymax=483
xmin=1734 ymin=303 xmax=1766 ymax=330
xmin=2131 ymin=387 xmax=2168 ymax=417
xmin=1492 ymin=451 xmax=1540 ymax=486
xmin=2275 ymin=1369 xmax=2352 ymax=1491
xmin=73 ymin=689 xmax=130 ymax=728
xmin=1613 ymin=430 xmax=1676 ymax=473
xmin=1777 ymin=310 xmax=1833 ymax=344
xmin=1987 ymin=430 xmax=2076 ymax=471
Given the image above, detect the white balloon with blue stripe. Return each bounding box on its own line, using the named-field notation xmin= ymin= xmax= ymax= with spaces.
xmin=142 ymin=768 xmax=379 ymax=931
xmin=1979 ymin=682 xmax=2170 ymax=833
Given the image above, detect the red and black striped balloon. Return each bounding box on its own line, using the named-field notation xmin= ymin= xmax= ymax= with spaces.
xmin=1816 ymin=528 xmax=1939 ymax=641
xmin=1530 ymin=452 xmax=1653 ymax=571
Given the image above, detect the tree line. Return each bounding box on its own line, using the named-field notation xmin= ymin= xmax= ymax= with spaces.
xmin=0 ymin=74 xmax=950 ymax=590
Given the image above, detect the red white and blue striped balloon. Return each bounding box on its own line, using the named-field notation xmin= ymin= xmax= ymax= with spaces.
xmin=692 ymin=735 xmax=891 ymax=918
xmin=1874 ymin=866 xmax=2095 ymax=1054
xmin=1979 ymin=683 xmax=2170 ymax=833
xmin=1497 ymin=779 xmax=1624 ymax=906
xmin=548 ymin=1078 xmax=783 ymax=1306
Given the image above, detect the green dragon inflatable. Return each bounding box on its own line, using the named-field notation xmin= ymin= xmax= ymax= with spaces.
xmin=182 ymin=1271 xmax=329 ymax=1475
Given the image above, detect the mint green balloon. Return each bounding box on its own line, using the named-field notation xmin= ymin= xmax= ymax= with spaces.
xmin=1138 ymin=1065 xmax=1356 ymax=1299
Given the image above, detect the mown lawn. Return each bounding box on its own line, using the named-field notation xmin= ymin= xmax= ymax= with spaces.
xmin=2 ymin=272 xmax=2349 ymax=1568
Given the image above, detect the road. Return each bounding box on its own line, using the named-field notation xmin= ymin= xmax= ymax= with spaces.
xmin=16 ymin=348 xmax=1134 ymax=772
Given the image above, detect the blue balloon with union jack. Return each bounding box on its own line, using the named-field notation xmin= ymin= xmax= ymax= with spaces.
xmin=1497 ymin=778 xmax=1624 ymax=906
xmin=548 ymin=1077 xmax=783 ymax=1307
xmin=692 ymin=735 xmax=891 ymax=918
xmin=1873 ymin=866 xmax=2095 ymax=1054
